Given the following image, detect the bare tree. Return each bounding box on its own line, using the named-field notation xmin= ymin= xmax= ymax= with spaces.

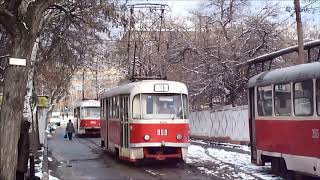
xmin=166 ymin=0 xmax=293 ymax=108
xmin=0 ymin=1 xmax=59 ymax=178
xmin=0 ymin=0 xmax=123 ymax=178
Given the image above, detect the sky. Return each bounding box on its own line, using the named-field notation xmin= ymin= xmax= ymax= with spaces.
xmin=124 ymin=0 xmax=320 ymax=26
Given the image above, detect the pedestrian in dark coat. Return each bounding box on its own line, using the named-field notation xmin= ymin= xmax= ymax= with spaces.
xmin=16 ymin=119 xmax=30 ymax=180
xmin=66 ymin=119 xmax=75 ymax=140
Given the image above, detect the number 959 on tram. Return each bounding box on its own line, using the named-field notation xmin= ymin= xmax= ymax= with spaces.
xmin=99 ymin=80 xmax=189 ymax=162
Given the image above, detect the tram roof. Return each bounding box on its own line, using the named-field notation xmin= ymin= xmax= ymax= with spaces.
xmin=75 ymin=100 xmax=100 ymax=108
xmin=100 ymin=80 xmax=188 ymax=98
xmin=248 ymin=62 xmax=320 ymax=87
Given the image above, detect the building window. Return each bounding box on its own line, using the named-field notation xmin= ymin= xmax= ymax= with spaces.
xmin=274 ymin=83 xmax=291 ymax=116
xmin=294 ymin=80 xmax=314 ymax=116
xmin=257 ymin=86 xmax=272 ymax=116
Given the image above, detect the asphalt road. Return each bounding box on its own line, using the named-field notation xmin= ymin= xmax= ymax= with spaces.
xmin=48 ymin=127 xmax=218 ymax=180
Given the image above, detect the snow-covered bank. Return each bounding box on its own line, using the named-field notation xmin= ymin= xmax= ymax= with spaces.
xmin=187 ymin=144 xmax=281 ymax=180
xmin=35 ymin=140 xmax=60 ymax=180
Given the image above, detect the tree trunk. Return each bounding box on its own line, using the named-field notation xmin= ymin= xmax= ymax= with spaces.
xmin=0 ymin=35 xmax=31 ymax=180
xmin=30 ymin=107 xmax=40 ymax=159
xmin=35 ymin=108 xmax=41 ymax=149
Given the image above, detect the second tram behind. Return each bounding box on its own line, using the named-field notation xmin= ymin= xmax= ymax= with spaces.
xmin=248 ymin=62 xmax=320 ymax=178
xmin=74 ymin=100 xmax=101 ymax=135
xmin=100 ymin=80 xmax=189 ymax=162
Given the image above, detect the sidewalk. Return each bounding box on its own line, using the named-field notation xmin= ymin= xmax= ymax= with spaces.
xmin=33 ymin=124 xmax=59 ymax=180
xmin=44 ymin=127 xmax=130 ymax=180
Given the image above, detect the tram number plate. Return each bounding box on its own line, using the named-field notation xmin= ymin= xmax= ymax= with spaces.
xmin=90 ymin=121 xmax=96 ymax=125
xmin=312 ymin=129 xmax=319 ymax=139
xmin=157 ymin=129 xmax=168 ymax=136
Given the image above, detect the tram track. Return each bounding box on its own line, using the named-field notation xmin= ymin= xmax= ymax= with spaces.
xmin=77 ymin=137 xmax=218 ymax=179
xmin=78 ymin=136 xmax=272 ymax=180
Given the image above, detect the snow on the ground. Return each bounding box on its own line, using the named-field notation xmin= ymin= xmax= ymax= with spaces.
xmin=145 ymin=169 xmax=165 ymax=176
xmin=186 ymin=145 xmax=218 ymax=163
xmin=206 ymin=148 xmax=280 ymax=180
xmin=190 ymin=139 xmax=250 ymax=153
xmin=35 ymin=171 xmax=60 ymax=180
xmin=187 ymin=144 xmax=281 ymax=180
xmin=35 ymin=154 xmax=60 ymax=180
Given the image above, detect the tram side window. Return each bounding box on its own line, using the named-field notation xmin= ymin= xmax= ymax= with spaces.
xmin=132 ymin=94 xmax=141 ymax=119
xmin=100 ymin=100 xmax=104 ymax=119
xmin=274 ymin=83 xmax=291 ymax=116
xmin=112 ymin=97 xmax=117 ymax=118
xmin=109 ymin=98 xmax=112 ymax=118
xmin=182 ymin=94 xmax=188 ymax=119
xmin=294 ymin=80 xmax=313 ymax=116
xmin=116 ymin=96 xmax=120 ymax=118
xmin=146 ymin=96 xmax=153 ymax=114
xmin=105 ymin=99 xmax=109 ymax=120
xmin=257 ymin=86 xmax=272 ymax=116
xmin=317 ymin=79 xmax=320 ymax=116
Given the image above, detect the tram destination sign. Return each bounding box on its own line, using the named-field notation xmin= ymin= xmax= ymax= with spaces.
xmin=154 ymin=84 xmax=169 ymax=92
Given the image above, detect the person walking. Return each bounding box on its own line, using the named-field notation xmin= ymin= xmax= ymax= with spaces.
xmin=16 ymin=119 xmax=30 ymax=180
xmin=66 ymin=119 xmax=75 ymax=140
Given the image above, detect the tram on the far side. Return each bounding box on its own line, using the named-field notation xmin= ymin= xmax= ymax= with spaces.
xmin=248 ymin=62 xmax=320 ymax=178
xmin=100 ymin=80 xmax=189 ymax=162
xmin=73 ymin=100 xmax=101 ymax=135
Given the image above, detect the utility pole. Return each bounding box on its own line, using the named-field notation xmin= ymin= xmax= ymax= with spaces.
xmin=82 ymin=71 xmax=85 ymax=100
xmin=95 ymin=70 xmax=98 ymax=100
xmin=294 ymin=0 xmax=305 ymax=64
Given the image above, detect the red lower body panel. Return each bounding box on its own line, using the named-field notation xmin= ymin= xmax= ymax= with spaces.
xmin=108 ymin=120 xmax=121 ymax=145
xmin=80 ymin=119 xmax=101 ymax=128
xmin=130 ymin=123 xmax=189 ymax=144
xmin=256 ymin=119 xmax=320 ymax=158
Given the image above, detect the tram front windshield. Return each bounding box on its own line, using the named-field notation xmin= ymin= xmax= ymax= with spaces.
xmin=81 ymin=107 xmax=100 ymax=119
xmin=133 ymin=94 xmax=188 ymax=119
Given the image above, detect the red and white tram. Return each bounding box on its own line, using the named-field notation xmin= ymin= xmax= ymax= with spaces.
xmin=99 ymin=80 xmax=189 ymax=162
xmin=248 ymin=62 xmax=320 ymax=178
xmin=73 ymin=100 xmax=101 ymax=135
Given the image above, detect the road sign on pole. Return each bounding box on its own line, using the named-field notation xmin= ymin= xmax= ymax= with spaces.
xmin=9 ymin=58 xmax=26 ymax=66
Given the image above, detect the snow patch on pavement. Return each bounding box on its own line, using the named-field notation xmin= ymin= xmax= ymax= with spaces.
xmin=186 ymin=145 xmax=216 ymax=163
xmin=197 ymin=167 xmax=219 ymax=176
xmin=145 ymin=169 xmax=164 ymax=176
xmin=35 ymin=171 xmax=60 ymax=180
xmin=35 ymin=154 xmax=60 ymax=180
xmin=190 ymin=139 xmax=251 ymax=153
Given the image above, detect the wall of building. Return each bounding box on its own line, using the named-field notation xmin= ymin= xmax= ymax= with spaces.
xmin=189 ymin=105 xmax=249 ymax=144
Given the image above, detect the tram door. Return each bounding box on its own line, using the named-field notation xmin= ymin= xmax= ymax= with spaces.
xmin=248 ymin=88 xmax=257 ymax=162
xmin=105 ymin=98 xmax=109 ymax=149
xmin=120 ymin=96 xmax=129 ymax=148
xmin=74 ymin=107 xmax=80 ymax=132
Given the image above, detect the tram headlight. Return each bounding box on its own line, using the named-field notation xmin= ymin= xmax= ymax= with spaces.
xmin=176 ymin=134 xmax=182 ymax=140
xmin=144 ymin=134 xmax=150 ymax=141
